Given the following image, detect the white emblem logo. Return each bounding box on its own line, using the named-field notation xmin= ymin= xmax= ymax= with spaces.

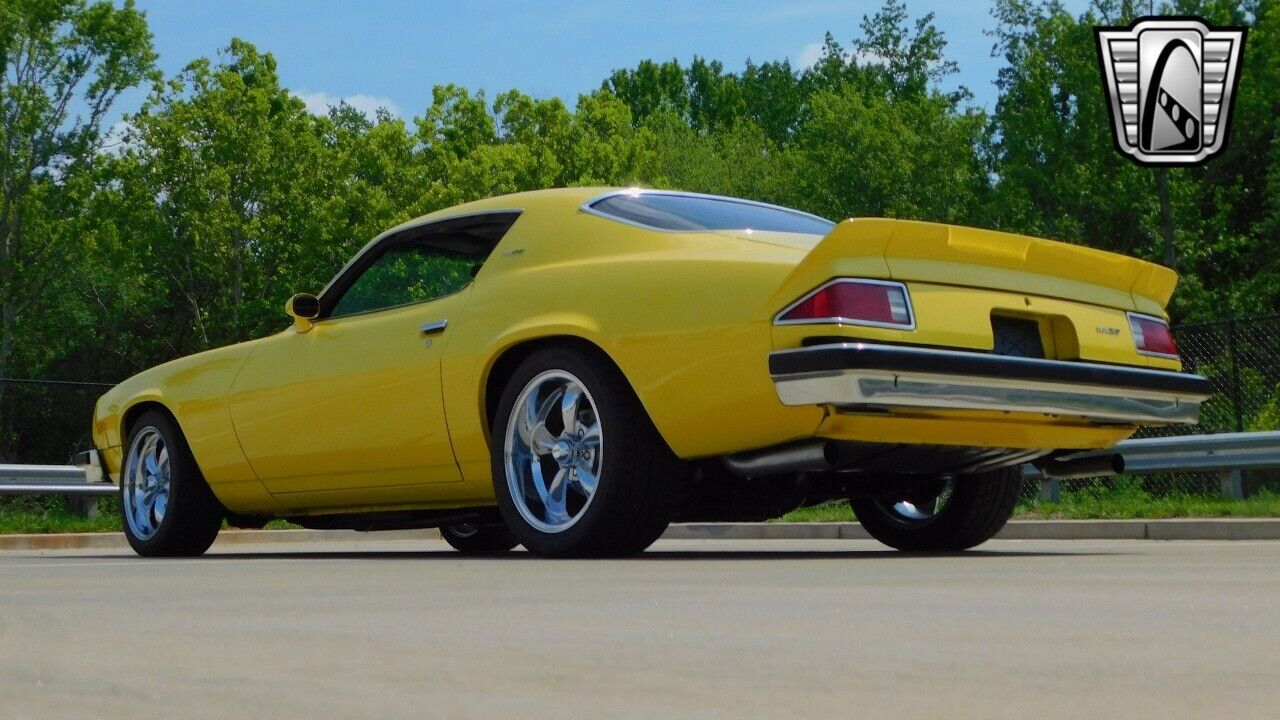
xmin=1095 ymin=17 xmax=1246 ymax=166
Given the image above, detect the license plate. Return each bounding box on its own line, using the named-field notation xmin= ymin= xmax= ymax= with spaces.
xmin=991 ymin=316 xmax=1045 ymax=358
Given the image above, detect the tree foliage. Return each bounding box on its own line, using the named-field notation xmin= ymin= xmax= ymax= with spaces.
xmin=1 ymin=0 xmax=1277 ymax=403
xmin=1 ymin=0 xmax=154 ymax=403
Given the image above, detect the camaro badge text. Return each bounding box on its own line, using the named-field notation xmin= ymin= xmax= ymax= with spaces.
xmin=1095 ymin=17 xmax=1246 ymax=166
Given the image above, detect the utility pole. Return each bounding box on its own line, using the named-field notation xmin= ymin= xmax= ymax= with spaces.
xmin=1158 ymin=169 xmax=1177 ymax=268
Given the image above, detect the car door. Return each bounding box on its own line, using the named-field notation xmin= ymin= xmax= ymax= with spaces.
xmin=227 ymin=238 xmax=480 ymax=508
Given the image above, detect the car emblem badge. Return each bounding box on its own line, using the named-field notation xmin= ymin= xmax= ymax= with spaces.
xmin=1095 ymin=17 xmax=1246 ymax=166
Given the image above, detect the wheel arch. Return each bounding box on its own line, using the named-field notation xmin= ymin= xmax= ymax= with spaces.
xmin=120 ymin=399 xmax=184 ymax=450
xmin=122 ymin=399 xmax=172 ymax=434
xmin=482 ymin=335 xmax=638 ymax=438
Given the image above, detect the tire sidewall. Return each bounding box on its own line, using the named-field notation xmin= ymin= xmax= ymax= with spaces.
xmin=120 ymin=410 xmax=218 ymax=556
xmin=851 ymin=467 xmax=1020 ymax=552
xmin=853 ymin=494 xmax=968 ymax=551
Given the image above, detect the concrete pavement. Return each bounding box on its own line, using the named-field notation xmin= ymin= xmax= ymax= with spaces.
xmin=1 ymin=538 xmax=1278 ymax=719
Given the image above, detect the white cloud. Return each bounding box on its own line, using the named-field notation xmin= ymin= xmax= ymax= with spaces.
xmin=98 ymin=120 xmax=136 ymax=157
xmin=295 ymin=91 xmax=401 ymax=119
xmin=795 ymin=42 xmax=890 ymax=71
xmin=853 ymin=48 xmax=888 ymax=67
xmin=796 ymin=42 xmax=825 ymax=69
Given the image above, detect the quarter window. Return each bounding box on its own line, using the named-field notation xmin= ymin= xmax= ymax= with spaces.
xmin=330 ymin=244 xmax=475 ymax=318
xmin=323 ymin=211 xmax=521 ymax=319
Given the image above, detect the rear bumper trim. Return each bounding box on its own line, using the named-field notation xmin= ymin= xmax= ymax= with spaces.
xmin=769 ymin=343 xmax=1213 ymax=425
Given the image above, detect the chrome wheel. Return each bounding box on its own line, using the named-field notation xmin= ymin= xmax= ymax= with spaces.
xmin=877 ymin=478 xmax=955 ymax=524
xmin=122 ymin=426 xmax=171 ymax=541
xmin=503 ymin=370 xmax=603 ymax=534
xmin=448 ymin=523 xmax=479 ymax=538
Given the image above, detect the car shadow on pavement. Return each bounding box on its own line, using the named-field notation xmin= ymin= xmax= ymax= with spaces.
xmin=144 ymin=547 xmax=1122 ymax=561
xmin=625 ymin=549 xmax=1117 ymax=560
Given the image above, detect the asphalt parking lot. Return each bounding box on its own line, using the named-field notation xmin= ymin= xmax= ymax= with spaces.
xmin=2 ymin=538 xmax=1277 ymax=719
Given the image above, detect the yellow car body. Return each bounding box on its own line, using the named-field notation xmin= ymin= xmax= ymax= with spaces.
xmin=92 ymin=187 xmax=1209 ymax=521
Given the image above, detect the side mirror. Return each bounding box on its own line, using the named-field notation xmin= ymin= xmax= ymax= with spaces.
xmin=286 ymin=293 xmax=320 ymax=332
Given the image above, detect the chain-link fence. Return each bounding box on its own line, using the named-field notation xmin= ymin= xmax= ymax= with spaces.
xmin=0 ymin=379 xmax=113 ymax=465
xmin=4 ymin=316 xmax=1280 ymax=510
xmin=1160 ymin=315 xmax=1280 ymax=436
xmin=1027 ymin=316 xmax=1280 ymax=504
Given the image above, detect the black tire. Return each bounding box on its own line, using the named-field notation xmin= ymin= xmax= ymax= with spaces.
xmin=120 ymin=409 xmax=223 ymax=557
xmin=440 ymin=522 xmax=519 ymax=554
xmin=490 ymin=346 xmax=682 ymax=557
xmin=850 ymin=466 xmax=1021 ymax=552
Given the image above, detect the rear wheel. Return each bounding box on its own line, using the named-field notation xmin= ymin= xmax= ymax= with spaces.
xmin=850 ymin=466 xmax=1021 ymax=551
xmin=120 ymin=409 xmax=223 ymax=557
xmin=440 ymin=522 xmax=519 ymax=554
xmin=490 ymin=347 xmax=681 ymax=557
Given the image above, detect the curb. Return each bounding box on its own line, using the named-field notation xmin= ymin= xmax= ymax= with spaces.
xmin=665 ymin=519 xmax=1280 ymax=541
xmin=0 ymin=528 xmax=440 ymax=551
xmin=3 ymin=519 xmax=1280 ymax=551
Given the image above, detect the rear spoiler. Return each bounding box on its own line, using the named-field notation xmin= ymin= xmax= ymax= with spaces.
xmin=763 ymin=219 xmax=1177 ymax=316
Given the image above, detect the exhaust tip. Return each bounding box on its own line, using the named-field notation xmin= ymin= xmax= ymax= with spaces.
xmin=1039 ymin=452 xmax=1124 ymax=481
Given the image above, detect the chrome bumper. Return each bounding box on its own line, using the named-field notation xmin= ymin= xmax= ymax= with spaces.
xmin=769 ymin=343 xmax=1214 ymax=425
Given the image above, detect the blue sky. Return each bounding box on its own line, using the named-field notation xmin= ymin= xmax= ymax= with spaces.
xmin=118 ymin=0 xmax=1092 ymax=122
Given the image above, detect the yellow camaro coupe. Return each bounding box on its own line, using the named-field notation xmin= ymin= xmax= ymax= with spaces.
xmin=91 ymin=188 xmax=1211 ymax=557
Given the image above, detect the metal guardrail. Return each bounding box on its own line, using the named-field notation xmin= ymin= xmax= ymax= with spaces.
xmin=1025 ymin=431 xmax=1280 ymax=500
xmin=2 ymin=431 xmax=1278 ymax=501
xmin=0 ymin=452 xmax=117 ymax=496
xmin=1083 ymin=431 xmax=1280 ymax=474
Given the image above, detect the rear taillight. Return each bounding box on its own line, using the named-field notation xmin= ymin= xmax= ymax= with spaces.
xmin=775 ymin=279 xmax=914 ymax=329
xmin=1128 ymin=313 xmax=1179 ymax=358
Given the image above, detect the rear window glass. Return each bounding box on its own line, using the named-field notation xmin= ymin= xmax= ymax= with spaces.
xmin=589 ymin=193 xmax=835 ymax=235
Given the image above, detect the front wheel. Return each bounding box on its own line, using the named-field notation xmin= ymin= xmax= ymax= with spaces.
xmin=120 ymin=409 xmax=224 ymax=557
xmin=850 ymin=466 xmax=1021 ymax=552
xmin=490 ymin=347 xmax=681 ymax=557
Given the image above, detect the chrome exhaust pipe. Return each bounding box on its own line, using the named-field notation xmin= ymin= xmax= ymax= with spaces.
xmin=722 ymin=441 xmax=838 ymax=477
xmin=1037 ymin=453 xmax=1124 ymax=481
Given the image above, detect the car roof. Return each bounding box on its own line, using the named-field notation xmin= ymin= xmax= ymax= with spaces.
xmin=319 ymin=188 xmax=620 ymax=300
xmin=375 ymin=187 xmax=618 ymax=242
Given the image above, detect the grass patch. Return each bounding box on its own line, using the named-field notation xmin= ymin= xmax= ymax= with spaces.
xmin=0 ymin=495 xmax=122 ymax=534
xmin=780 ymin=501 xmax=855 ymax=523
xmin=0 ymin=496 xmax=299 ymax=534
xmin=1018 ymin=479 xmax=1280 ymax=519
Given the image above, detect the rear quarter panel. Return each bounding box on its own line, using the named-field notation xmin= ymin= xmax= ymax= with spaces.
xmin=441 ymin=197 xmax=825 ymax=491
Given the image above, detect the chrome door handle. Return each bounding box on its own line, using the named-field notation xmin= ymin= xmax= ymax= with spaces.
xmin=420 ymin=320 xmax=448 ymax=335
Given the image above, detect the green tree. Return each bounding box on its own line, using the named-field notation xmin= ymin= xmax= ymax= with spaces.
xmin=601 ymin=59 xmax=689 ymax=126
xmin=791 ymin=3 xmax=987 ymax=221
xmin=985 ymin=1 xmax=1168 ymax=254
xmin=986 ymin=0 xmax=1277 ymax=322
xmin=123 ymin=39 xmax=334 ymax=351
xmin=0 ymin=0 xmax=154 ymax=392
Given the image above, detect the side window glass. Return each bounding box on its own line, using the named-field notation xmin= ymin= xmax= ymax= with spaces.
xmin=330 ymin=244 xmax=474 ymax=318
